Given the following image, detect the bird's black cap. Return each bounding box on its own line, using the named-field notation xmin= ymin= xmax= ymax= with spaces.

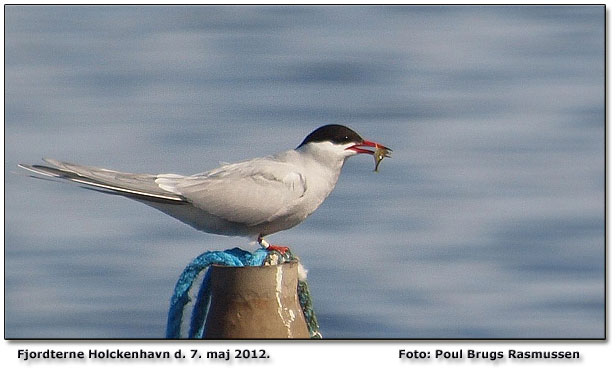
xmin=297 ymin=124 xmax=364 ymax=148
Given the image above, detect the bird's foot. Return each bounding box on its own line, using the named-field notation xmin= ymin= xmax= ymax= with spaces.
xmin=258 ymin=236 xmax=290 ymax=254
xmin=266 ymin=245 xmax=290 ymax=254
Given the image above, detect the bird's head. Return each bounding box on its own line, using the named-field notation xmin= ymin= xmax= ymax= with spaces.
xmin=297 ymin=124 xmax=391 ymax=162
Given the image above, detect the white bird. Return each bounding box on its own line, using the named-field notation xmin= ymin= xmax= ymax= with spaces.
xmin=19 ymin=124 xmax=390 ymax=252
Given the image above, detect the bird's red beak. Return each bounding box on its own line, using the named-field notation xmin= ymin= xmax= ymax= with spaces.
xmin=347 ymin=140 xmax=391 ymax=155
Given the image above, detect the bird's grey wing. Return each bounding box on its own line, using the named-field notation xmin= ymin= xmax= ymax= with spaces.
xmin=155 ymin=159 xmax=307 ymax=226
xmin=19 ymin=158 xmax=185 ymax=202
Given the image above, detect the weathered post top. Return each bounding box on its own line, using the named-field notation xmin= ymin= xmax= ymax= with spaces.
xmin=204 ymin=260 xmax=310 ymax=339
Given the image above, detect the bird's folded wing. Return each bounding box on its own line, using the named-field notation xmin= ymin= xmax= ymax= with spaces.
xmin=20 ymin=158 xmax=185 ymax=202
xmin=156 ymin=159 xmax=307 ymax=226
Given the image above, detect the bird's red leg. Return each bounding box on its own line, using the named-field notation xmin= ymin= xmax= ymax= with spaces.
xmin=267 ymin=244 xmax=290 ymax=253
xmin=258 ymin=235 xmax=290 ymax=254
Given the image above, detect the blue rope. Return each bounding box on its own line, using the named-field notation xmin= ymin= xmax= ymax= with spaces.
xmin=187 ymin=267 xmax=212 ymax=338
xmin=165 ymin=247 xmax=321 ymax=339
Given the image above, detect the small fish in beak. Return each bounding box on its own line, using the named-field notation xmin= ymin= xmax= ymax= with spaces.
xmin=347 ymin=139 xmax=392 ymax=172
xmin=373 ymin=146 xmax=392 ymax=172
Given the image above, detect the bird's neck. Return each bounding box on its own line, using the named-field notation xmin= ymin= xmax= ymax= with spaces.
xmin=292 ymin=146 xmax=346 ymax=196
xmin=294 ymin=144 xmax=347 ymax=173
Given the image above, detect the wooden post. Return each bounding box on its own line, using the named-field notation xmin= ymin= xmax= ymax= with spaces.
xmin=204 ymin=260 xmax=310 ymax=338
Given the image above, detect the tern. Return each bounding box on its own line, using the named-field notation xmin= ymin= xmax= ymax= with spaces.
xmin=19 ymin=124 xmax=391 ymax=252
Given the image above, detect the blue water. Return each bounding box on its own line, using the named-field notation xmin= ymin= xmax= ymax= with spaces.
xmin=4 ymin=5 xmax=604 ymax=338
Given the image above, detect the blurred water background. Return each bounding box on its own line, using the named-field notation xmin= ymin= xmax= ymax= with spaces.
xmin=4 ymin=5 xmax=604 ymax=338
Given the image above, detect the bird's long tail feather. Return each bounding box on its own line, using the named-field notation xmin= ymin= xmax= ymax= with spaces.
xmin=19 ymin=159 xmax=186 ymax=203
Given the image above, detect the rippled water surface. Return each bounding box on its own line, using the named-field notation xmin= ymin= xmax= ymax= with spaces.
xmin=4 ymin=5 xmax=605 ymax=338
